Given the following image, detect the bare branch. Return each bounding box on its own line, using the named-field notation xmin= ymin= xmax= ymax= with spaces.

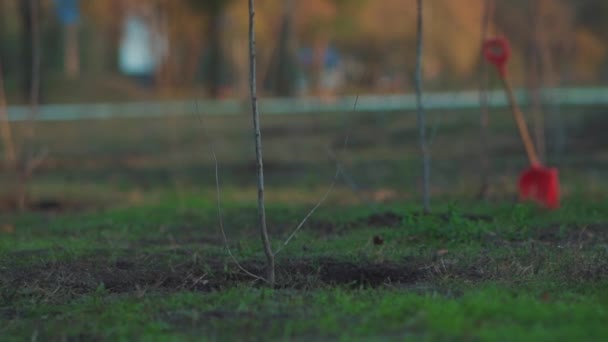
xmin=274 ymin=166 xmax=339 ymax=255
xmin=194 ymin=100 xmax=267 ymax=284
xmin=275 ymin=95 xmax=360 ymax=256
xmin=325 ymin=147 xmax=371 ymax=206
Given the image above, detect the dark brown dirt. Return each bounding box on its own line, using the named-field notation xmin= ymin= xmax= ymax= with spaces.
xmin=0 ymin=254 xmax=425 ymax=301
xmin=305 ymin=211 xmax=494 ymax=232
xmin=0 ymin=196 xmax=103 ymax=213
xmin=364 ymin=211 xmax=404 ymax=227
xmin=363 ymin=210 xmax=494 ymax=227
xmin=298 ymin=211 xmax=493 ymax=235
xmin=534 ymin=224 xmax=608 ymax=246
xmin=2 ymin=246 xmax=607 ymax=306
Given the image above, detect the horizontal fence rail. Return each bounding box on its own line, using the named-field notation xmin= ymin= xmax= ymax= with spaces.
xmin=5 ymin=87 xmax=608 ymax=122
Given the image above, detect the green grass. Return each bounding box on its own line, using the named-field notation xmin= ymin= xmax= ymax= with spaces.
xmin=3 ymin=283 xmax=608 ymax=341
xmin=1 ymin=108 xmax=608 ymax=340
xmin=2 ymin=195 xmax=608 ymax=341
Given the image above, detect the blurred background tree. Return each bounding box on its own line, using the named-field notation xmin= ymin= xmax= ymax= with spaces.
xmin=0 ymin=0 xmax=606 ymax=103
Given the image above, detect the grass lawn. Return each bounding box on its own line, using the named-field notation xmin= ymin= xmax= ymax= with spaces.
xmin=1 ymin=108 xmax=607 ymax=340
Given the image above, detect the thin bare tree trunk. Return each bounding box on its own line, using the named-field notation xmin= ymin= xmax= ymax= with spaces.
xmin=477 ymin=0 xmax=494 ymax=200
xmin=248 ymin=0 xmax=275 ymax=287
xmin=17 ymin=0 xmax=42 ymax=212
xmin=527 ymin=0 xmax=546 ymax=163
xmin=264 ymin=0 xmax=297 ymax=96
xmin=537 ymin=1 xmax=562 ymax=163
xmin=415 ymin=0 xmax=430 ymax=213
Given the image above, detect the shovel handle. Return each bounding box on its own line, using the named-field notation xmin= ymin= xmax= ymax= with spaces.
xmin=483 ymin=38 xmax=540 ymax=166
xmin=501 ymin=78 xmax=540 ymax=166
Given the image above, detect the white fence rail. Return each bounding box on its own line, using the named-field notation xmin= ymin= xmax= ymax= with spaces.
xmin=5 ymin=87 xmax=608 ymax=122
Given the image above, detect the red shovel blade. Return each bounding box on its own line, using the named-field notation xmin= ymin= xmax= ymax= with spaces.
xmin=518 ymin=165 xmax=560 ymax=209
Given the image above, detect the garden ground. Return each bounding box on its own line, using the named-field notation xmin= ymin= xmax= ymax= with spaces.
xmin=1 ymin=107 xmax=607 ymax=340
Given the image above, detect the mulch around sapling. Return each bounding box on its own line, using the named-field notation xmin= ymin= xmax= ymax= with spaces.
xmin=3 ymin=242 xmax=607 ymax=305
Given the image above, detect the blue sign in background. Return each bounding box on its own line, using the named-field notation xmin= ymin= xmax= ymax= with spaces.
xmin=54 ymin=0 xmax=80 ymax=25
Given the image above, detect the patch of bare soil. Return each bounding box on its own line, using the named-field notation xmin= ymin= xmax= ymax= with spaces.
xmin=4 ymin=244 xmax=606 ymax=306
xmin=363 ymin=211 xmax=405 ymax=227
xmin=0 ymin=196 xmax=104 ymax=213
xmin=0 ymin=253 xmax=426 ymax=302
xmin=306 ymin=211 xmax=493 ymax=232
xmin=535 ymin=224 xmax=608 ymax=246
xmin=362 ymin=210 xmax=494 ymax=228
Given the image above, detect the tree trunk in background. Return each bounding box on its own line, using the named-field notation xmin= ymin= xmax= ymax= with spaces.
xmin=64 ymin=23 xmax=80 ymax=79
xmin=230 ymin=35 xmax=249 ymax=100
xmin=206 ymin=10 xmax=226 ymax=98
xmin=0 ymin=2 xmax=8 ymax=77
xmin=153 ymin=0 xmax=172 ymax=92
xmin=20 ymin=0 xmax=33 ymax=103
xmin=18 ymin=0 xmax=43 ymax=107
xmin=28 ymin=0 xmax=40 ymax=118
xmin=264 ymin=0 xmax=298 ymax=97
xmin=311 ymin=37 xmax=328 ymax=97
xmin=106 ymin=0 xmax=123 ymax=73
xmin=0 ymin=61 xmax=16 ymax=168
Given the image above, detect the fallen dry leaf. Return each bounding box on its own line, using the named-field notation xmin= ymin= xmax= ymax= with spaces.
xmin=437 ymin=249 xmax=449 ymax=256
xmin=371 ymin=189 xmax=398 ymax=202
